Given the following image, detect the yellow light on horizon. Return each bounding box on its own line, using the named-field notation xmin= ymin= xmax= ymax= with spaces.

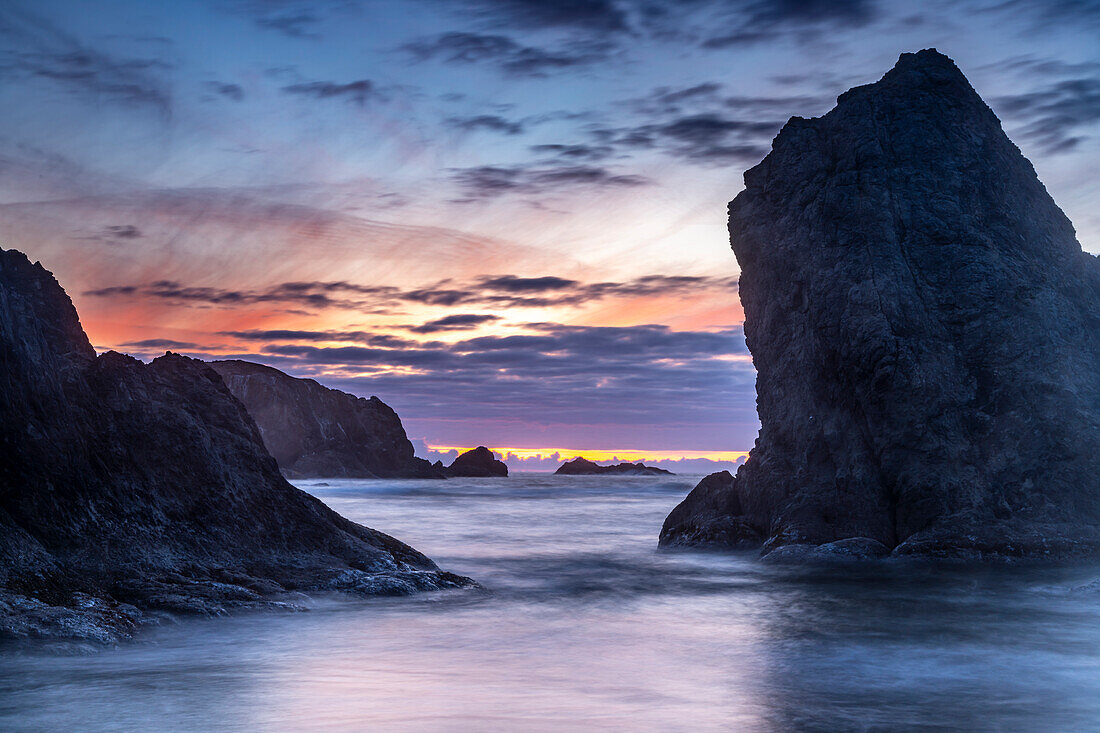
xmin=427 ymin=445 xmax=750 ymax=463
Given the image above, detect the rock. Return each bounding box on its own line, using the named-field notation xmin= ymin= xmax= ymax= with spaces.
xmin=555 ymin=457 xmax=673 ymax=476
xmin=660 ymin=49 xmax=1100 ymax=560
xmin=208 ymin=360 xmax=443 ymax=479
xmin=445 ymin=447 xmax=508 ymax=477
xmin=0 ymin=247 xmax=473 ymax=643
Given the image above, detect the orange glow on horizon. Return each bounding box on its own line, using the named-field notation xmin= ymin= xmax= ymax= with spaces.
xmin=429 ymin=445 xmax=750 ymax=463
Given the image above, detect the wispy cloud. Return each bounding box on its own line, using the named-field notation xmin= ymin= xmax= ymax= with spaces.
xmin=403 ymin=32 xmax=615 ymax=77
xmin=282 ymin=78 xmax=375 ymax=105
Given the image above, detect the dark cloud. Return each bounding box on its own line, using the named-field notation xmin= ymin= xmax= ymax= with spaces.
xmin=478 ymin=275 xmax=578 ymax=292
xmin=984 ymin=0 xmax=1100 ymax=31
xmin=403 ymin=32 xmax=614 ymax=77
xmin=105 ymin=224 xmax=142 ymax=239
xmin=255 ymin=11 xmax=320 ymax=38
xmin=449 ymin=0 xmax=629 ymax=32
xmin=204 ymin=81 xmax=244 ymax=101
xmin=445 ymin=114 xmax=526 ymax=135
xmin=452 ymin=164 xmax=648 ymax=200
xmin=995 ymin=78 xmax=1100 ymax=153
xmin=700 ymin=0 xmax=878 ymax=49
xmin=529 ymin=144 xmax=614 ymax=162
xmin=121 ymin=338 xmax=199 ymax=350
xmin=407 ymin=314 xmax=502 ymax=333
xmin=216 ymin=322 xmax=754 ymax=435
xmin=86 ymin=272 xmax=737 ymax=312
xmin=282 ymin=79 xmax=374 ymax=105
xmin=0 ymin=7 xmax=171 ymax=112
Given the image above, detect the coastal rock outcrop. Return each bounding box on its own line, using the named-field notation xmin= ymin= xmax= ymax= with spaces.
xmin=0 ymin=248 xmax=471 ymax=643
xmin=209 ymin=360 xmax=442 ymax=479
xmin=660 ymin=50 xmax=1100 ymax=559
xmin=444 ymin=447 xmax=508 ymax=477
xmin=555 ymin=458 xmax=673 ymax=476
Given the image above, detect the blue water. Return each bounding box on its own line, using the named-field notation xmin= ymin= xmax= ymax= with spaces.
xmin=2 ymin=474 xmax=1100 ymax=731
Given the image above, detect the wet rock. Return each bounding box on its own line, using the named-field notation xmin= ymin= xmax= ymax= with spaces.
xmin=661 ymin=50 xmax=1100 ymax=559
xmin=554 ymin=458 xmax=673 ymax=475
xmin=209 ymin=360 xmax=444 ymax=479
xmin=445 ymin=447 xmax=508 ymax=477
xmin=0 ymin=247 xmax=474 ymax=644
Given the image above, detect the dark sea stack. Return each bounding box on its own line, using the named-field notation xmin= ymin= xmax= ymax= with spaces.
xmin=208 ymin=360 xmax=442 ymax=479
xmin=0 ymin=248 xmax=471 ymax=643
xmin=445 ymin=447 xmax=508 ymax=477
xmin=555 ymin=458 xmax=673 ymax=476
xmin=660 ymin=49 xmax=1100 ymax=559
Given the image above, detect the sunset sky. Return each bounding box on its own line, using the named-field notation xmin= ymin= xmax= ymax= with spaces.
xmin=1 ymin=0 xmax=1097 ymax=465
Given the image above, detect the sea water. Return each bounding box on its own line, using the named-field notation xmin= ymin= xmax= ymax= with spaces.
xmin=2 ymin=474 xmax=1100 ymax=731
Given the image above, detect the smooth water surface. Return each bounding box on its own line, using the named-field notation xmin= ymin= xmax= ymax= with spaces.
xmin=3 ymin=474 xmax=1100 ymax=732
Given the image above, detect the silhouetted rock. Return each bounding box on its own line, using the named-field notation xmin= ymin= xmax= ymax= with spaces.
xmin=0 ymin=248 xmax=472 ymax=643
xmin=661 ymin=50 xmax=1100 ymax=560
xmin=208 ymin=360 xmax=443 ymax=479
xmin=445 ymin=447 xmax=508 ymax=477
xmin=555 ymin=457 xmax=673 ymax=476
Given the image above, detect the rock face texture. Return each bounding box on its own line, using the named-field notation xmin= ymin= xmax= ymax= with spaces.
xmin=661 ymin=50 xmax=1100 ymax=559
xmin=444 ymin=447 xmax=508 ymax=477
xmin=555 ymin=458 xmax=673 ymax=476
xmin=208 ymin=360 xmax=442 ymax=479
xmin=0 ymin=248 xmax=471 ymax=643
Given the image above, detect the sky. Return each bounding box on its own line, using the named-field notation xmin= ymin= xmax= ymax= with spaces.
xmin=1 ymin=0 xmax=1097 ymax=468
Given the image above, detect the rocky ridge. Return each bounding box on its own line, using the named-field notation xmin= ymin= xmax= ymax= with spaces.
xmin=209 ymin=360 xmax=442 ymax=479
xmin=0 ymin=248 xmax=472 ymax=644
xmin=660 ymin=50 xmax=1100 ymax=560
xmin=555 ymin=458 xmax=673 ymax=476
xmin=441 ymin=447 xmax=508 ymax=477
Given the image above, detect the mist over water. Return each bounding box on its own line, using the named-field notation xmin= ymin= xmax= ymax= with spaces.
xmin=3 ymin=475 xmax=1100 ymax=731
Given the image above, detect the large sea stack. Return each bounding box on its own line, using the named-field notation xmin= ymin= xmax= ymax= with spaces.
xmin=0 ymin=248 xmax=470 ymax=642
xmin=661 ymin=50 xmax=1100 ymax=559
xmin=209 ymin=360 xmax=442 ymax=479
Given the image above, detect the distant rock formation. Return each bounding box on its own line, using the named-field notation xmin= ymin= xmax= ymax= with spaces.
xmin=444 ymin=447 xmax=508 ymax=477
xmin=555 ymin=457 xmax=673 ymax=476
xmin=661 ymin=49 xmax=1100 ymax=559
xmin=0 ymin=248 xmax=471 ymax=643
xmin=208 ymin=360 xmax=442 ymax=479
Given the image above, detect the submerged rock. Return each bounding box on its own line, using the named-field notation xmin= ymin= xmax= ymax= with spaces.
xmin=661 ymin=49 xmax=1100 ymax=560
xmin=0 ymin=247 xmax=473 ymax=643
xmin=555 ymin=457 xmax=673 ymax=476
xmin=445 ymin=447 xmax=508 ymax=477
xmin=209 ymin=360 xmax=443 ymax=479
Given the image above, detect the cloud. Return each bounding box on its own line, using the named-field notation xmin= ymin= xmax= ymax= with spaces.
xmin=995 ymin=78 xmax=1100 ymax=153
xmin=86 ymin=272 xmax=738 ymax=313
xmin=204 ymin=81 xmax=244 ymax=101
xmin=0 ymin=6 xmax=171 ymax=113
xmin=408 ymin=314 xmax=503 ymax=333
xmin=216 ymin=322 xmax=754 ymax=439
xmin=403 ymin=32 xmax=613 ymax=77
xmin=529 ymin=143 xmax=615 ymax=162
xmin=282 ymin=79 xmax=375 ymax=105
xmin=105 ymin=224 xmax=142 ymax=239
xmin=700 ymin=0 xmax=879 ymax=49
xmin=447 ymin=0 xmax=629 ymax=32
xmin=255 ymin=11 xmax=320 ymax=38
xmin=120 ymin=338 xmax=199 ymax=350
xmin=452 ymin=164 xmax=648 ymax=200
xmin=445 ymin=114 xmax=526 ymax=135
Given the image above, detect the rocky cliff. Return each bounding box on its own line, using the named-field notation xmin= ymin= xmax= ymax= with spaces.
xmin=555 ymin=458 xmax=672 ymax=476
xmin=443 ymin=447 xmax=508 ymax=477
xmin=0 ymin=248 xmax=471 ymax=643
xmin=209 ymin=360 xmax=441 ymax=479
xmin=661 ymin=49 xmax=1100 ymax=560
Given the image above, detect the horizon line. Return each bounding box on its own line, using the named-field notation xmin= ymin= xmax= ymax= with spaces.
xmin=424 ymin=446 xmax=751 ymax=462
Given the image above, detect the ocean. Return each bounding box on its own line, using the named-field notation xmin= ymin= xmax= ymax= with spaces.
xmin=2 ymin=474 xmax=1099 ymax=731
